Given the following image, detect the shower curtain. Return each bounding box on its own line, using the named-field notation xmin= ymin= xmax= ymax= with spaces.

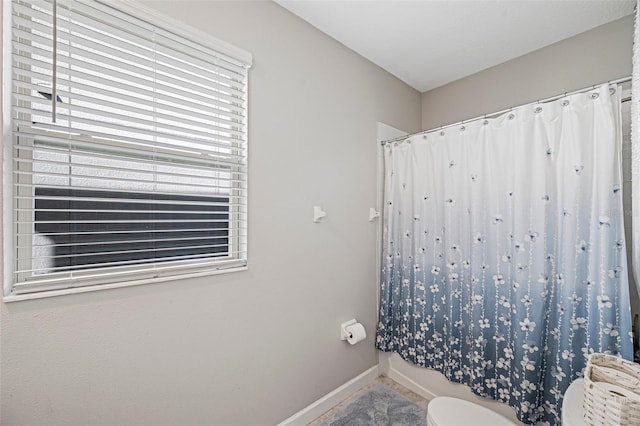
xmin=376 ymin=84 xmax=633 ymax=425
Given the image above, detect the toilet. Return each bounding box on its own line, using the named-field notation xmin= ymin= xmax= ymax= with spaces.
xmin=562 ymin=378 xmax=587 ymax=426
xmin=426 ymin=380 xmax=586 ymax=426
xmin=426 ymin=397 xmax=516 ymax=426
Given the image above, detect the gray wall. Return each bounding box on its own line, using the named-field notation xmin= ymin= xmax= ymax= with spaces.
xmin=0 ymin=1 xmax=421 ymax=424
xmin=422 ymin=15 xmax=633 ymax=130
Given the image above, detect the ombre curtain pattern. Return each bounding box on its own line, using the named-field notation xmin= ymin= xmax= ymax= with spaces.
xmin=376 ymin=84 xmax=633 ymax=425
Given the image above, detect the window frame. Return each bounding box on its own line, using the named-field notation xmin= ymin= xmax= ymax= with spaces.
xmin=2 ymin=0 xmax=252 ymax=301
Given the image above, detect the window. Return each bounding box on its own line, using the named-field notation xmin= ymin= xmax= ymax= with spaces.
xmin=4 ymin=0 xmax=251 ymax=297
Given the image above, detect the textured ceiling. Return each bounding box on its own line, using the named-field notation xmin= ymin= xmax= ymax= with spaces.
xmin=276 ymin=0 xmax=635 ymax=92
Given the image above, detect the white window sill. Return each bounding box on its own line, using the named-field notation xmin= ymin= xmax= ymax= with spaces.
xmin=3 ymin=265 xmax=248 ymax=302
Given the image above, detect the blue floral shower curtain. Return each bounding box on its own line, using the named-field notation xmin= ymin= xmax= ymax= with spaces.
xmin=376 ymin=84 xmax=633 ymax=425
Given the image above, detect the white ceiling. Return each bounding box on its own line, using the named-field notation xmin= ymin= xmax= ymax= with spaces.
xmin=276 ymin=0 xmax=635 ymax=93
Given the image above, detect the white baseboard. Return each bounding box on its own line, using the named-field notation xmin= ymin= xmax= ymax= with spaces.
xmin=385 ymin=365 xmax=438 ymax=401
xmin=277 ymin=365 xmax=379 ymax=426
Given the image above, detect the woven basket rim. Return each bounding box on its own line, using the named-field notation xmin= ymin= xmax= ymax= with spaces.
xmin=582 ymin=353 xmax=640 ymax=426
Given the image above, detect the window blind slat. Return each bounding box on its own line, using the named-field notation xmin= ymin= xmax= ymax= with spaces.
xmin=18 ymin=223 xmax=247 ymax=232
xmin=14 ymin=253 xmax=247 ymax=278
xmin=13 ymin=120 xmax=245 ymax=155
xmin=14 ymin=126 xmax=247 ymax=161
xmin=17 ymin=218 xmax=243 ymax=224
xmin=52 ymin=34 xmax=247 ymax=99
xmin=154 ymin=29 xmax=248 ymax=73
xmin=49 ymin=15 xmax=247 ymax=88
xmin=20 ymin=226 xmax=248 ymax=236
xmin=49 ymin=41 xmax=246 ymax=103
xmin=13 ymin=255 xmax=247 ymax=283
xmin=18 ymin=100 xmax=245 ymax=140
xmin=13 ymin=154 xmax=248 ymax=186
xmin=22 ymin=233 xmax=242 ymax=248
xmin=12 ymin=1 xmax=53 ymax=24
xmin=11 ymin=58 xmax=246 ymax=123
xmin=9 ymin=0 xmax=250 ymax=296
xmin=13 ymin=90 xmax=245 ymax=139
xmin=26 ymin=242 xmax=235 ymax=260
xmin=12 ymin=27 xmax=55 ymax=54
xmin=12 ymin=15 xmax=53 ymax=39
xmin=18 ymin=206 xmax=246 ymax=214
xmin=11 ymin=61 xmax=246 ymax=116
xmin=64 ymin=0 xmax=248 ymax=72
xmin=16 ymin=195 xmax=247 ymax=208
xmin=60 ymin=60 xmax=245 ymax=111
xmin=19 ymin=249 xmax=247 ymax=269
xmin=14 ymin=182 xmax=246 ymax=200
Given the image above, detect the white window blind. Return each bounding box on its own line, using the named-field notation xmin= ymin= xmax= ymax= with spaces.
xmin=8 ymin=0 xmax=250 ymax=296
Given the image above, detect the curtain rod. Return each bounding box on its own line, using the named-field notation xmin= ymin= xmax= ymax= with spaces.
xmin=381 ymin=76 xmax=632 ymax=146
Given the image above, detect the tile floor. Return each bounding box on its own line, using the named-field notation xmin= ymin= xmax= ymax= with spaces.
xmin=307 ymin=376 xmax=431 ymax=425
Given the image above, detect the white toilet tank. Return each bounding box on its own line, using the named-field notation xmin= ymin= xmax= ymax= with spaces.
xmin=426 ymin=396 xmax=517 ymax=426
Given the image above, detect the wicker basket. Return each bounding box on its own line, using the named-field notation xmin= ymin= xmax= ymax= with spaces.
xmin=583 ymin=353 xmax=640 ymax=426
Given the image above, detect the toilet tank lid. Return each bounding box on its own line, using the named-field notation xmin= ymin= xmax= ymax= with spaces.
xmin=428 ymin=397 xmax=517 ymax=426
